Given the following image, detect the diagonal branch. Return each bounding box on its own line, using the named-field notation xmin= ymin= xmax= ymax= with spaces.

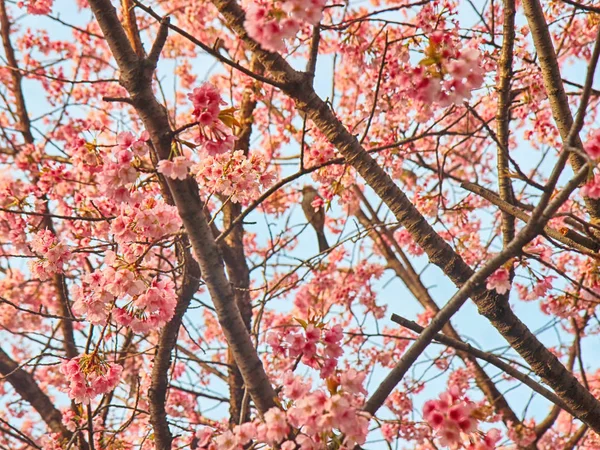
xmin=495 ymin=0 xmax=517 ymax=248
xmin=522 ymin=0 xmax=600 ymax=227
xmin=204 ymin=0 xmax=600 ymax=430
xmin=354 ymin=191 xmax=521 ymax=426
xmin=85 ymin=4 xmax=278 ymax=445
xmin=0 ymin=348 xmax=72 ymax=440
xmin=390 ymin=314 xmax=574 ymax=415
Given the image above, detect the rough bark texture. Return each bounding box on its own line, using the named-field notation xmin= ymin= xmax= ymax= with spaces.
xmin=208 ymin=0 xmax=600 ymax=430
xmin=355 ymin=204 xmax=521 ymax=426
xmin=85 ymin=4 xmax=277 ymax=447
xmin=0 ymin=348 xmax=71 ymax=439
xmin=522 ymin=0 xmax=600 ymax=224
xmin=149 ymin=242 xmax=201 ymax=449
xmin=222 ymin=59 xmax=261 ymax=425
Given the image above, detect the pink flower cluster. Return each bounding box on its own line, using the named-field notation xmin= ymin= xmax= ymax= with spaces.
xmin=192 ymin=150 xmax=275 ymax=204
xmin=244 ymin=0 xmax=325 ymax=53
xmin=401 ymin=31 xmax=484 ymax=109
xmin=581 ymin=173 xmax=600 ymax=199
xmin=423 ymin=386 xmax=481 ymax=448
xmin=113 ymin=276 xmax=178 ymax=333
xmin=466 ymin=429 xmax=502 ymax=450
xmin=28 ymin=229 xmax=70 ymax=280
xmin=72 ymin=257 xmax=178 ymax=332
xmin=157 ymin=156 xmax=193 ymax=180
xmin=98 ymin=131 xmax=149 ymax=203
xmin=110 ymin=197 xmax=182 ymax=244
xmin=188 ymin=83 xmax=237 ymax=156
xmin=17 ymin=0 xmax=52 ymax=14
xmin=72 ymin=265 xmax=144 ymax=324
xmin=506 ymin=421 xmax=536 ymax=448
xmin=60 ymin=353 xmax=123 ymax=404
xmin=486 ymin=267 xmax=511 ymax=294
xmin=267 ymin=323 xmax=343 ymax=378
xmin=194 ymin=370 xmax=369 ymax=449
xmin=585 ymin=129 xmax=600 ymax=160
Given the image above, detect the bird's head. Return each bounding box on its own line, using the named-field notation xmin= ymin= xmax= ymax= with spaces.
xmin=301 ymin=185 xmax=316 ymax=195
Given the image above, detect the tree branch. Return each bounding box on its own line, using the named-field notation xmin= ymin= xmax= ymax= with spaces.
xmin=0 ymin=348 xmax=72 ymax=440
xmin=206 ymin=0 xmax=600 ymax=430
xmin=86 ymin=3 xmax=278 ymax=444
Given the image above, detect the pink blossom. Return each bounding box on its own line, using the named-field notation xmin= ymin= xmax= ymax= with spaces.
xmin=486 ymin=268 xmax=511 ymax=294
xmin=28 ymin=229 xmax=70 ymax=280
xmin=340 ymin=369 xmax=367 ymax=396
xmin=192 ymin=150 xmax=274 ymax=204
xmin=581 ymin=173 xmax=600 ymax=199
xmin=585 ymin=129 xmax=600 ymax=159
xmin=263 ymin=407 xmax=289 ymax=444
xmin=17 ymin=0 xmax=52 ymax=14
xmin=423 ymin=387 xmax=480 ymax=449
xmin=60 ymin=354 xmax=123 ymax=404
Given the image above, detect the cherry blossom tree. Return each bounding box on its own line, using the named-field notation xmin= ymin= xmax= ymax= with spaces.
xmin=1 ymin=0 xmax=600 ymax=448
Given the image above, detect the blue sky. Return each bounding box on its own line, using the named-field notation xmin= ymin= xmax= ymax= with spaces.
xmin=5 ymin=0 xmax=600 ymax=446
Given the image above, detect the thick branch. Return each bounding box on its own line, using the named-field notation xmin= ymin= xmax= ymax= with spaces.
xmin=86 ymin=1 xmax=277 ymax=437
xmin=390 ymin=314 xmax=573 ymax=415
xmin=522 ymin=0 xmax=600 ymax=225
xmin=222 ymin=56 xmax=262 ymax=425
xmin=462 ymin=182 xmax=600 ymax=254
xmin=0 ymin=348 xmax=71 ymax=440
xmin=149 ymin=241 xmax=200 ymax=449
xmin=354 ymin=197 xmax=520 ymax=426
xmin=207 ymin=0 xmax=600 ymax=430
xmin=496 ymin=0 xmax=517 ymax=247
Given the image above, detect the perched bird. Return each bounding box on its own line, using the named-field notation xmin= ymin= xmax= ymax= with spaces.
xmin=301 ymin=185 xmax=330 ymax=253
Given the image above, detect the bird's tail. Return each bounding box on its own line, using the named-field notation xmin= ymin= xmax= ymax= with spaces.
xmin=317 ymin=232 xmax=330 ymax=253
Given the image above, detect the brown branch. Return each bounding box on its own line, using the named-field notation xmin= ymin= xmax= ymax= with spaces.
xmin=522 ymin=0 xmax=600 ymax=228
xmin=149 ymin=240 xmax=200 ymax=449
xmin=0 ymin=0 xmax=34 ymax=144
xmin=462 ymin=182 xmax=600 ymax=254
xmin=563 ymin=423 xmax=589 ymax=449
xmin=535 ymin=340 xmax=577 ymax=438
xmin=121 ymin=0 xmax=145 ymax=57
xmin=495 ymin=0 xmax=517 ymax=247
xmin=86 ymin=5 xmax=278 ymax=448
xmin=0 ymin=348 xmax=72 ymax=440
xmin=206 ymin=0 xmax=600 ymax=430
xmin=222 ymin=55 xmax=262 ymax=426
xmin=354 ymin=203 xmax=522 ymax=426
xmin=390 ymin=314 xmax=574 ymax=415
xmin=561 ymin=0 xmax=600 ymax=14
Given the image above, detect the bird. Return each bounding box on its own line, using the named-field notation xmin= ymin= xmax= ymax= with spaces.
xmin=301 ymin=185 xmax=330 ymax=253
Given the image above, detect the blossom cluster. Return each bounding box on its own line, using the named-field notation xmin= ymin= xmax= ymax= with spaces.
xmin=192 ymin=150 xmax=275 ymax=204
xmin=580 ymin=131 xmax=600 ymax=198
xmin=28 ymin=229 xmax=70 ymax=280
xmin=194 ymin=369 xmax=369 ymax=449
xmin=17 ymin=0 xmax=52 ymax=14
xmin=423 ymin=386 xmax=498 ymax=449
xmin=110 ymin=196 xmax=182 ymax=244
xmin=405 ymin=31 xmax=484 ymax=108
xmin=72 ymin=257 xmax=178 ymax=332
xmin=158 ymin=156 xmax=193 ymax=180
xmin=581 ymin=130 xmax=600 ymax=199
xmin=268 ymin=322 xmax=344 ymax=378
xmin=188 ymin=83 xmax=237 ymax=156
xmin=96 ymin=131 xmax=151 ymax=203
xmin=486 ymin=267 xmax=511 ymax=294
xmin=60 ymin=353 xmax=123 ymax=404
xmin=244 ymin=0 xmax=326 ymax=53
